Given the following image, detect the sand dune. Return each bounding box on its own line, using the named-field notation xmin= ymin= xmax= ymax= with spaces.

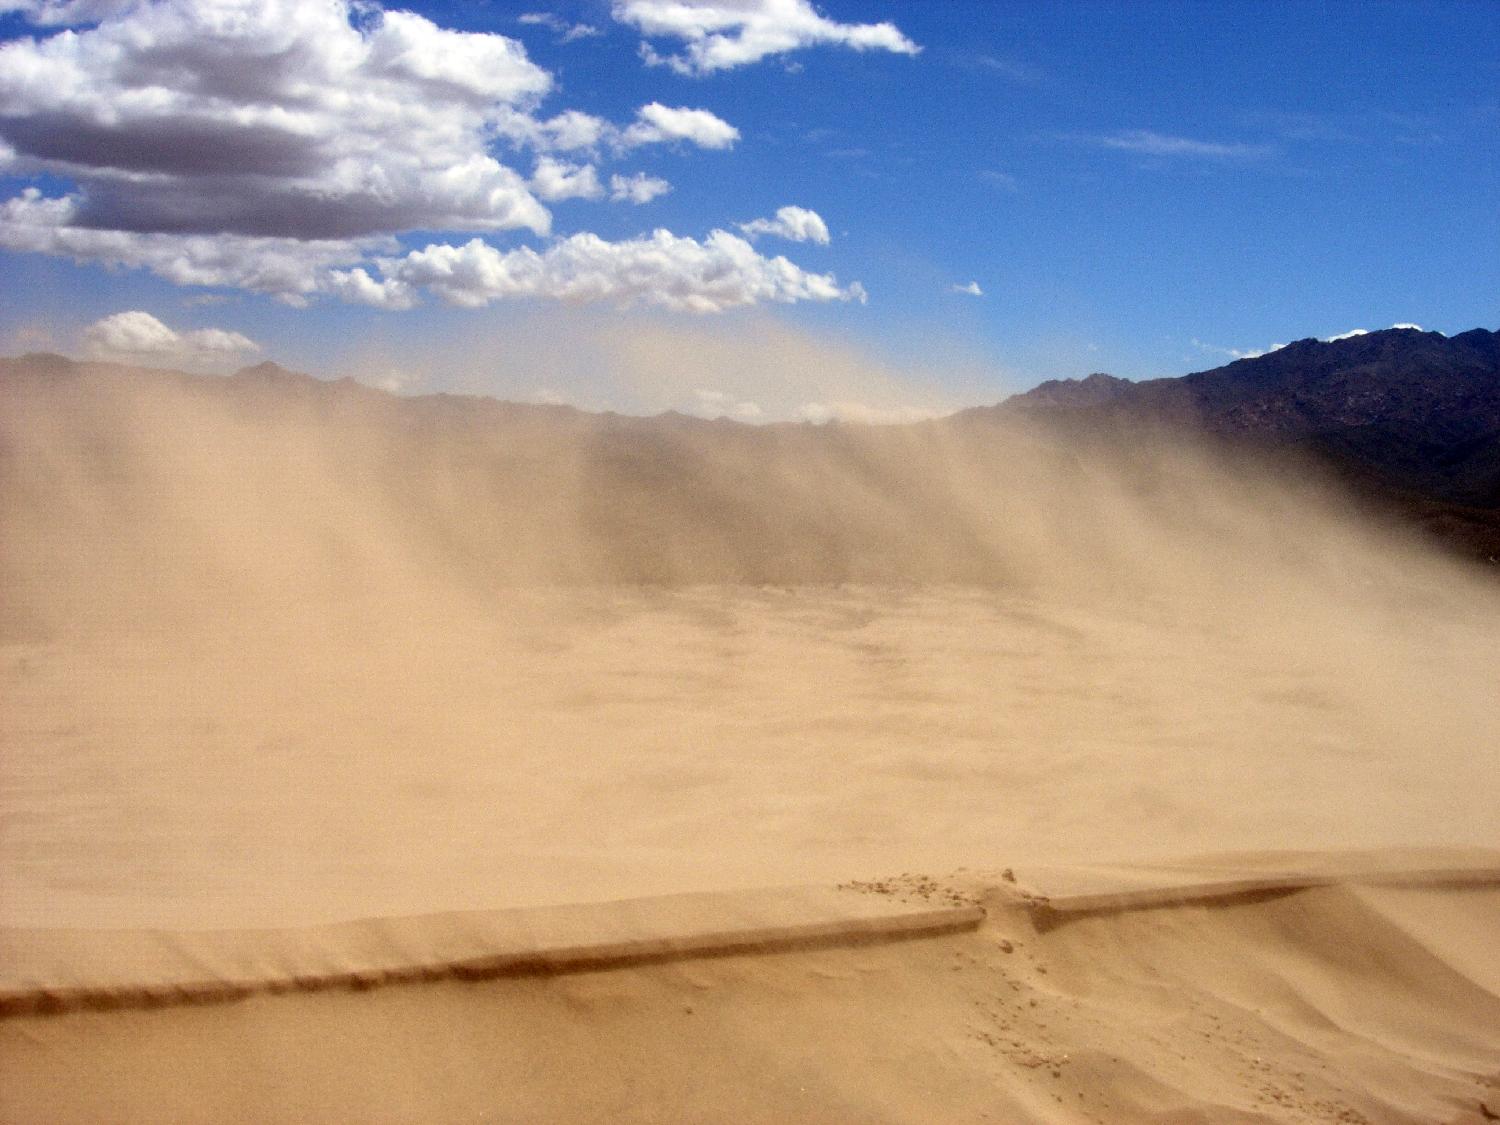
xmin=2 ymin=356 xmax=1498 ymax=1120
xmin=4 ymin=860 xmax=1499 ymax=1124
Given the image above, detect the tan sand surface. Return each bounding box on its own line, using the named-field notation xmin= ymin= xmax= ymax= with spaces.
xmin=4 ymin=580 xmax=1497 ymax=930
xmin=3 ymin=869 xmax=1499 ymax=1124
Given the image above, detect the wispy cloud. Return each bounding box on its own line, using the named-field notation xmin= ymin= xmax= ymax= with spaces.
xmin=972 ymin=54 xmax=1042 ymax=85
xmin=1241 ymin=110 xmax=1361 ymax=145
xmin=1078 ymin=130 xmax=1273 ymax=160
xmin=690 ymin=388 xmax=763 ymax=420
xmin=1192 ymin=337 xmax=1276 ymax=361
xmin=1323 ymin=323 xmax=1425 ymax=341
xmin=950 ymin=281 xmax=983 ymax=297
xmin=1193 ymin=323 xmax=1430 ymax=362
xmin=797 ymin=400 xmax=943 ymax=425
xmin=518 ymin=12 xmax=602 ymax=43
xmin=1244 ymin=109 xmax=1448 ymax=148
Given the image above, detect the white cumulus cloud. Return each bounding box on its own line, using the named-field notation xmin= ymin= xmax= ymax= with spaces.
xmin=0 ymin=1 xmax=554 ymax=242
xmin=82 ymin=310 xmax=259 ymax=363
xmin=492 ymin=109 xmax=613 ymax=154
xmin=537 ymin=110 xmax=612 ymax=152
xmin=497 ymin=102 xmax=737 ymax=155
xmin=364 ymin=229 xmax=864 ymax=313
xmin=614 ymin=0 xmax=920 ymax=75
xmin=739 ymin=205 xmax=830 ymax=244
xmin=620 ymin=103 xmax=740 ymax=150
xmin=531 ymin=157 xmax=605 ymax=202
xmin=0 ymin=0 xmax=852 ymax=315
xmin=0 ymin=0 xmax=135 ymax=24
xmin=950 ymin=281 xmax=983 ymax=296
xmin=0 ymin=188 xmax=377 ymax=303
xmin=610 ymin=172 xmax=672 ymax=204
xmin=323 ymin=266 xmax=416 ymax=311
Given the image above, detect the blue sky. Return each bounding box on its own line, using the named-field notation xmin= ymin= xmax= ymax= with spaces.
xmin=0 ymin=0 xmax=1495 ymax=417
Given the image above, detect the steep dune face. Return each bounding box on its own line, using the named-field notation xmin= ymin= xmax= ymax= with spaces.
xmin=2 ymin=356 xmax=1498 ymax=928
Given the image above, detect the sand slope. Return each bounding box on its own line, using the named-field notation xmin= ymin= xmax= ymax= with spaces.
xmin=4 ymin=859 xmax=1499 ymax=1124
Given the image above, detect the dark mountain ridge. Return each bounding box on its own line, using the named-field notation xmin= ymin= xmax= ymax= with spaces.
xmin=983 ymin=328 xmax=1500 ymax=562
xmin=995 ymin=328 xmax=1500 ymax=442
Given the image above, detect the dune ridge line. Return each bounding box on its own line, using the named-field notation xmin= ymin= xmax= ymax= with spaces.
xmin=0 ymin=886 xmax=984 ymax=1017
xmin=1016 ymin=865 xmax=1500 ymax=937
xmin=9 ymin=854 xmax=1500 ymax=1018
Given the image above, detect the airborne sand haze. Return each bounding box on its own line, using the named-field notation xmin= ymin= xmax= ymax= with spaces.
xmin=2 ymin=354 xmax=1496 ymax=929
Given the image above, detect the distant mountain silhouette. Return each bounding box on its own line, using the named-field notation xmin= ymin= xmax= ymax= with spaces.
xmin=979 ymin=328 xmax=1500 ymax=564
xmin=4 ymin=329 xmax=1498 ymax=576
xmin=998 ymin=371 xmax=1132 ymax=411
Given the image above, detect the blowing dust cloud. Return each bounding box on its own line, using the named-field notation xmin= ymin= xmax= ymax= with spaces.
xmin=3 ymin=351 xmax=1495 ymax=930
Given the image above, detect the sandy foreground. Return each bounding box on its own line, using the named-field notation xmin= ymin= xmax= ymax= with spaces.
xmin=4 ymin=588 xmax=1499 ymax=1124
xmin=3 ymin=361 xmax=1499 ymax=1121
xmin=3 ymin=860 xmax=1499 ymax=1124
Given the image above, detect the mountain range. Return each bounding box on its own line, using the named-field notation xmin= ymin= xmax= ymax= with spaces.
xmin=4 ymin=325 xmax=1497 ymax=573
xmin=983 ymin=327 xmax=1500 ymax=564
